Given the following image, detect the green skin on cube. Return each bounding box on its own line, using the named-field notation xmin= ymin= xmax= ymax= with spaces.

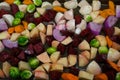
xmin=47 ymin=47 xmax=57 ymax=54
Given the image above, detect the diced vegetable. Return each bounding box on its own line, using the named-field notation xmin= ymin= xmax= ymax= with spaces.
xmin=47 ymin=47 xmax=57 ymax=55
xmin=52 ymin=0 xmax=61 ymax=6
xmin=86 ymin=61 xmax=101 ymax=75
xmin=90 ymin=39 xmax=100 ymax=48
xmin=78 ymin=40 xmax=90 ymax=50
xmin=92 ymin=0 xmax=101 ymax=11
xmin=0 ymin=2 xmax=10 ymax=10
xmin=0 ymin=69 xmax=5 ymax=78
xmin=2 ymin=39 xmax=18 ymax=48
xmin=34 ymin=12 xmax=40 ymax=18
xmin=37 ymin=52 xmax=51 ymax=63
xmin=57 ymin=57 xmax=68 ymax=67
xmin=0 ymin=41 xmax=4 ymax=53
xmin=41 ymin=1 xmax=52 ymax=9
xmin=84 ymin=15 xmax=92 ymax=22
xmin=116 ymin=5 xmax=120 ymax=18
xmin=53 ymin=6 xmax=67 ymax=12
xmin=36 ymin=8 xmax=46 ymax=15
xmin=8 ymin=27 xmax=15 ymax=34
xmin=28 ymin=23 xmax=36 ymax=30
xmin=33 ymin=0 xmax=42 ymax=6
xmin=3 ymin=61 xmax=11 ymax=77
xmin=64 ymin=1 xmax=78 ymax=9
xmin=66 ymin=19 xmax=75 ymax=32
xmin=18 ymin=36 xmax=28 ymax=46
xmin=53 ymin=29 xmax=66 ymax=41
xmin=15 ymin=11 xmax=24 ymax=19
xmin=116 ymin=72 xmax=120 ymax=80
xmin=27 ymin=4 xmax=36 ymax=13
xmin=94 ymin=73 xmax=108 ymax=80
xmin=28 ymin=57 xmax=39 ymax=69
xmin=18 ymin=4 xmax=27 ymax=13
xmin=12 ymin=18 xmax=21 ymax=26
xmin=79 ymin=71 xmax=94 ymax=80
xmin=106 ymin=36 xmax=113 ymax=47
xmin=10 ymin=33 xmax=21 ymax=41
xmin=104 ymin=16 xmax=118 ymax=28
xmin=107 ymin=48 xmax=120 ymax=61
xmin=14 ymin=25 xmax=24 ymax=33
xmin=0 ymin=18 xmax=8 ymax=31
xmin=95 ymin=35 xmax=107 ymax=46
xmin=14 ymin=0 xmax=21 ymax=5
xmin=76 ymin=20 xmax=87 ymax=31
xmin=18 ymin=61 xmax=31 ymax=70
xmin=64 ymin=9 xmax=73 ymax=20
xmin=98 ymin=46 xmax=108 ymax=54
xmin=20 ymin=70 xmax=32 ymax=79
xmin=78 ymin=0 xmax=90 ymax=7
xmin=79 ymin=5 xmax=92 ymax=15
xmin=88 ymin=22 xmax=103 ymax=35
xmin=2 ymin=14 xmax=14 ymax=26
xmin=9 ymin=67 xmax=20 ymax=79
xmin=23 ymin=0 xmax=33 ymax=5
xmin=61 ymin=73 xmax=79 ymax=80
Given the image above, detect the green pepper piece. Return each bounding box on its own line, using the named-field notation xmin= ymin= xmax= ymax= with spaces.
xmin=27 ymin=4 xmax=36 ymax=13
xmin=33 ymin=0 xmax=42 ymax=6
xmin=28 ymin=57 xmax=39 ymax=69
xmin=47 ymin=47 xmax=57 ymax=54
xmin=18 ymin=36 xmax=28 ymax=46
xmin=90 ymin=39 xmax=100 ymax=48
xmin=98 ymin=46 xmax=108 ymax=54
xmin=9 ymin=67 xmax=20 ymax=79
xmin=20 ymin=70 xmax=32 ymax=79
xmin=12 ymin=18 xmax=21 ymax=26
xmin=15 ymin=11 xmax=24 ymax=19
xmin=28 ymin=23 xmax=36 ymax=30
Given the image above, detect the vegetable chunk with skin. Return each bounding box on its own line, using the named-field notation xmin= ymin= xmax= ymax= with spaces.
xmin=37 ymin=52 xmax=51 ymax=63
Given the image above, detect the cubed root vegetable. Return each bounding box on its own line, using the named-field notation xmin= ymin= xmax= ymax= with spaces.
xmin=15 ymin=25 xmax=24 ymax=33
xmin=106 ymin=36 xmax=113 ymax=48
xmin=61 ymin=73 xmax=79 ymax=80
xmin=53 ymin=6 xmax=67 ymax=12
xmin=8 ymin=27 xmax=15 ymax=34
xmin=5 ymin=0 xmax=14 ymax=4
xmin=94 ymin=73 xmax=108 ymax=80
xmin=23 ymin=0 xmax=33 ymax=5
xmin=22 ymin=21 xmax=28 ymax=29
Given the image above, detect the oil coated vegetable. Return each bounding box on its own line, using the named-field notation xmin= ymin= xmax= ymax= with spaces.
xmin=18 ymin=36 xmax=28 ymax=46
xmin=9 ymin=67 xmax=20 ymax=79
xmin=20 ymin=70 xmax=32 ymax=79
xmin=28 ymin=57 xmax=39 ymax=69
